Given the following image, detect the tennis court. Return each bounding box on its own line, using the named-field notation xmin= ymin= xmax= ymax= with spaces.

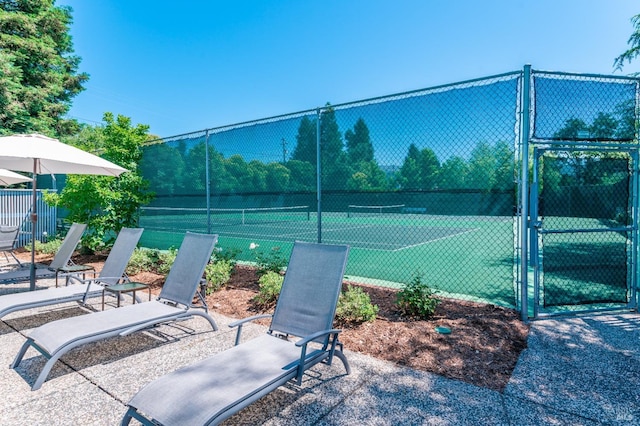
xmin=139 ymin=206 xmax=490 ymax=250
xmin=139 ymin=206 xmax=517 ymax=307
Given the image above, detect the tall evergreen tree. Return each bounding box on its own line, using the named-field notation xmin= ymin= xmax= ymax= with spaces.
xmin=345 ymin=118 xmax=374 ymax=164
xmin=396 ymin=143 xmax=422 ymax=189
xmin=291 ymin=115 xmax=317 ymax=164
xmin=344 ymin=117 xmax=387 ymax=190
xmin=418 ymin=148 xmax=440 ymax=190
xmin=0 ymin=0 xmax=87 ymax=136
xmin=614 ymin=13 xmax=640 ymax=74
xmin=318 ymin=105 xmax=350 ymax=190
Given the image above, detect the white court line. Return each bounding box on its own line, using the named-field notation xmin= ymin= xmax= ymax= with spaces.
xmin=391 ymin=228 xmax=480 ymax=252
xmin=149 ymin=224 xmax=480 ymax=252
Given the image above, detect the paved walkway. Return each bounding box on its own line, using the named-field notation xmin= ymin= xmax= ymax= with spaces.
xmin=0 ymin=278 xmax=638 ymax=425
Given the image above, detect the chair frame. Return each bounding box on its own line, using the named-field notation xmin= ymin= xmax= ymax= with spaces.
xmin=10 ymin=232 xmax=219 ymax=391
xmin=0 ymin=227 xmax=143 ymax=319
xmin=0 ymin=223 xmax=87 ymax=284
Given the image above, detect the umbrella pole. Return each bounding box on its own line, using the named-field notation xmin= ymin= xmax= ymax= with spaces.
xmin=30 ymin=159 xmax=37 ymax=291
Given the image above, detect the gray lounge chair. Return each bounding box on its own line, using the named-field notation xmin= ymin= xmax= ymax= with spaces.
xmin=0 ymin=223 xmax=87 ymax=284
xmin=0 ymin=227 xmax=143 ymax=319
xmin=121 ymin=241 xmax=350 ymax=426
xmin=11 ymin=232 xmax=219 ymax=391
xmin=0 ymin=225 xmax=21 ymax=267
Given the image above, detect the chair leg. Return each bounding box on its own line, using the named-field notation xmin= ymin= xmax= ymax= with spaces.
xmin=190 ymin=310 xmax=218 ymax=331
xmin=121 ymin=407 xmax=156 ymax=426
xmin=10 ymin=339 xmax=32 ymax=368
xmin=31 ymin=352 xmax=64 ymax=391
xmin=333 ymin=350 xmax=351 ymax=375
xmin=120 ymin=408 xmax=134 ymax=426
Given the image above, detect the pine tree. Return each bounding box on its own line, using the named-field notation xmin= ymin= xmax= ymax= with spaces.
xmin=0 ymin=0 xmax=87 ymax=136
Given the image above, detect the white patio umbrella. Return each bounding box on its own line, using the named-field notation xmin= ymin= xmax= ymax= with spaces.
xmin=0 ymin=169 xmax=32 ymax=186
xmin=0 ymin=133 xmax=128 ymax=290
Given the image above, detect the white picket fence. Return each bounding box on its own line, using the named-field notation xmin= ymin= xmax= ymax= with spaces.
xmin=0 ymin=189 xmax=57 ymax=247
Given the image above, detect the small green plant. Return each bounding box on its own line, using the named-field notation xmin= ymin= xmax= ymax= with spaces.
xmin=396 ymin=272 xmax=439 ymax=319
xmin=27 ymin=237 xmax=63 ymax=255
xmin=251 ymin=245 xmax=287 ymax=277
xmin=204 ymin=259 xmax=234 ymax=294
xmin=252 ymin=271 xmax=284 ymax=308
xmin=335 ymin=285 xmax=379 ymax=325
xmin=125 ymin=248 xmax=156 ymax=275
xmin=156 ymin=247 xmax=177 ymax=275
xmin=214 ymin=246 xmax=241 ymax=265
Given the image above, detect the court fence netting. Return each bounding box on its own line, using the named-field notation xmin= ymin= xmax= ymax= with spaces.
xmin=134 ymin=65 xmax=640 ymax=320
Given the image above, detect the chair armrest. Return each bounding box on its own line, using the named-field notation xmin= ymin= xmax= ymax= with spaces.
xmin=67 ymin=275 xmax=127 ymax=286
xmin=228 ymin=314 xmax=273 ymax=328
xmin=295 ymin=329 xmax=342 ymax=347
xmin=229 ymin=314 xmax=272 ymax=346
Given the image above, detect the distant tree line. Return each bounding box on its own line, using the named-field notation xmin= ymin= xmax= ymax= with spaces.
xmin=141 ymin=105 xmax=517 ymax=196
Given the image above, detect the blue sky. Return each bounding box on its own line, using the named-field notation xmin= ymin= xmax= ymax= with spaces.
xmin=60 ymin=0 xmax=640 ymax=139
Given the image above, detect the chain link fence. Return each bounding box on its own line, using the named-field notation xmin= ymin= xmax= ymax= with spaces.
xmin=528 ymin=70 xmax=638 ymax=316
xmin=138 ymin=67 xmax=640 ymax=315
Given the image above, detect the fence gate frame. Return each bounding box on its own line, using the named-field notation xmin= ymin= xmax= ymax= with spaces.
xmin=525 ymin=142 xmax=639 ymax=319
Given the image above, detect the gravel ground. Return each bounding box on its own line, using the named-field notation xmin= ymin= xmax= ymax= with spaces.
xmin=0 ymin=276 xmax=639 ymax=425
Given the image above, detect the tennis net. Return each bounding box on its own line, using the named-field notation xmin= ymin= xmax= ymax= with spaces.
xmin=347 ymin=204 xmax=406 ymax=218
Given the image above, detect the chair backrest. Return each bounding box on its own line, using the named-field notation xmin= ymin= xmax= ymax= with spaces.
xmin=48 ymin=223 xmax=87 ymax=270
xmin=97 ymin=228 xmax=144 ymax=285
xmin=158 ymin=232 xmax=218 ymax=307
xmin=0 ymin=226 xmax=20 ymax=251
xmin=270 ymin=241 xmax=350 ymax=340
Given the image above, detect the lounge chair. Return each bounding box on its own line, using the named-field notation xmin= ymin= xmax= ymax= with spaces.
xmin=0 ymin=223 xmax=87 ymax=285
xmin=0 ymin=227 xmax=143 ymax=320
xmin=0 ymin=225 xmax=21 ymax=267
xmin=11 ymin=232 xmax=219 ymax=391
xmin=121 ymin=241 xmax=350 ymax=426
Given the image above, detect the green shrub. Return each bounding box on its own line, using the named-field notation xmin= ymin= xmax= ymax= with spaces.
xmin=213 ymin=246 xmax=241 ymax=266
xmin=335 ymin=285 xmax=379 ymax=325
xmin=204 ymin=259 xmax=234 ymax=294
xmin=27 ymin=237 xmax=63 ymax=255
xmin=156 ymin=248 xmax=177 ymax=275
xmin=396 ymin=272 xmax=439 ymax=319
xmin=125 ymin=248 xmax=155 ymax=275
xmin=252 ymin=271 xmax=284 ymax=308
xmin=252 ymin=245 xmax=287 ymax=277
xmin=124 ymin=247 xmax=178 ymax=276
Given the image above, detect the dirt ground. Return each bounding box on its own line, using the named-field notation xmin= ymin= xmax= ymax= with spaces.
xmin=15 ymin=251 xmax=529 ymax=392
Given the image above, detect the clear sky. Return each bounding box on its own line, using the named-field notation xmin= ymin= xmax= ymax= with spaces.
xmin=60 ymin=0 xmax=640 ymax=139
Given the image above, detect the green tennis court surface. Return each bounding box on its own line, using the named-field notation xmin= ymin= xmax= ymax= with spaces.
xmin=139 ymin=209 xmax=517 ymax=308
xmin=139 ymin=209 xmax=488 ymax=251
